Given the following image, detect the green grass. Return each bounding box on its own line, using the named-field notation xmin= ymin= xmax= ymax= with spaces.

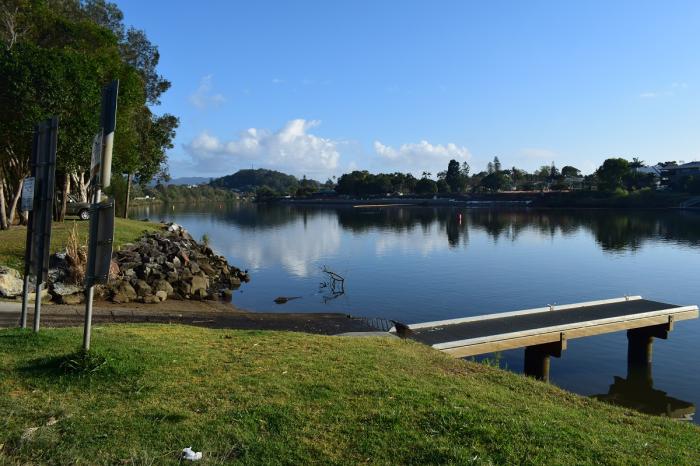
xmin=0 ymin=326 xmax=698 ymax=464
xmin=0 ymin=218 xmax=160 ymax=271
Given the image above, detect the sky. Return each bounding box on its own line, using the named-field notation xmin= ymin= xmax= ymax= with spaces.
xmin=116 ymin=0 xmax=700 ymax=180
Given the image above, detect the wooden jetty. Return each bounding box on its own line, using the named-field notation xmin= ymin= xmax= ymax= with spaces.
xmin=394 ymin=296 xmax=698 ymax=381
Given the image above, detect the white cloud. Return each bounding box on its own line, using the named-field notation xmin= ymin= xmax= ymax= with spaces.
xmin=183 ymin=119 xmax=341 ymax=177
xmin=189 ymin=75 xmax=225 ymax=109
xmin=227 ymin=214 xmax=342 ymax=277
xmin=521 ymin=148 xmax=557 ymax=160
xmin=639 ymin=82 xmax=688 ymax=99
xmin=373 ymin=140 xmax=470 ymax=175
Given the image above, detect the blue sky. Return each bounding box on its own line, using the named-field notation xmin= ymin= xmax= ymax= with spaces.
xmin=116 ymin=0 xmax=700 ymax=179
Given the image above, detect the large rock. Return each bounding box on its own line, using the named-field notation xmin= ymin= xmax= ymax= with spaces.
xmin=152 ymin=279 xmax=174 ymax=297
xmin=133 ymin=280 xmax=152 ymax=297
xmin=52 ymin=282 xmax=82 ymax=297
xmin=190 ymin=275 xmax=208 ymax=296
xmin=0 ymin=266 xmax=23 ymax=298
xmin=60 ymin=292 xmax=84 ymax=305
xmin=28 ymin=288 xmax=50 ymax=303
xmin=111 ymin=281 xmax=137 ymax=303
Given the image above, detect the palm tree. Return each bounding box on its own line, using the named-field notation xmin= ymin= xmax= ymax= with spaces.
xmin=630 ymin=157 xmax=645 ymax=169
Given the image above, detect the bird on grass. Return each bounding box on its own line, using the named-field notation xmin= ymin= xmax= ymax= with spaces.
xmin=390 ymin=320 xmax=414 ymax=340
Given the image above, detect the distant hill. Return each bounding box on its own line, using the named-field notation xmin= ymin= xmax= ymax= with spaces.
xmin=164 ymin=177 xmax=210 ymax=186
xmin=210 ymin=169 xmax=303 ymax=194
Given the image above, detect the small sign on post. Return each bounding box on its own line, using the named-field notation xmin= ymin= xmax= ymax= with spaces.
xmin=85 ymin=199 xmax=115 ymax=286
xmin=89 ymin=131 xmax=103 ymax=188
xmin=21 ymin=177 xmax=35 ymax=212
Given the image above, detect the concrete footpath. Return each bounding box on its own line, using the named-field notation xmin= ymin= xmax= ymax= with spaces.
xmin=0 ymin=300 xmax=376 ymax=335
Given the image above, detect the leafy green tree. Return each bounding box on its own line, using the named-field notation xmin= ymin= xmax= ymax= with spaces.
xmin=0 ymin=0 xmax=176 ymax=226
xmin=561 ymin=166 xmax=581 ymax=178
xmin=437 ymin=179 xmax=450 ymax=194
xmin=445 ymin=159 xmax=465 ymax=193
xmin=480 ymin=172 xmax=510 ymax=192
xmin=415 ymin=177 xmax=438 ymax=195
xmin=255 ymin=185 xmax=278 ymax=201
xmin=596 ymin=158 xmax=630 ymax=192
xmin=493 ymin=156 xmax=501 ymax=173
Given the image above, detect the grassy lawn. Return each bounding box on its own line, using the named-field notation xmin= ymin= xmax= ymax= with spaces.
xmin=0 ymin=218 xmax=161 ymax=271
xmin=0 ymin=326 xmax=698 ymax=464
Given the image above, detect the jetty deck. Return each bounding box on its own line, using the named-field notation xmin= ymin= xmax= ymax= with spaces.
xmin=397 ymin=296 xmax=698 ymax=380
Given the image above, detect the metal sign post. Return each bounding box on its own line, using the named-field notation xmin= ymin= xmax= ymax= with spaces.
xmin=20 ymin=117 xmax=58 ymax=331
xmin=83 ymin=80 xmax=118 ymax=351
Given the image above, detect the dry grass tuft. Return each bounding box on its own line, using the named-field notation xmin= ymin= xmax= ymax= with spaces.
xmin=65 ymin=222 xmax=88 ymax=284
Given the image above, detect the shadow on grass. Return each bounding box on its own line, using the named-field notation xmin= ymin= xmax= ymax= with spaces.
xmin=18 ymin=349 xmax=108 ymax=377
xmin=16 ymin=348 xmax=146 ymax=387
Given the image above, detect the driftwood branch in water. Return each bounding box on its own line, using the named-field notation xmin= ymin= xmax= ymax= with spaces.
xmin=320 ymin=266 xmax=345 ymax=300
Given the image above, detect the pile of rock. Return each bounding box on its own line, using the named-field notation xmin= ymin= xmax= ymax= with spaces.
xmin=0 ymin=223 xmax=248 ymax=306
xmin=108 ymin=223 xmax=249 ymax=304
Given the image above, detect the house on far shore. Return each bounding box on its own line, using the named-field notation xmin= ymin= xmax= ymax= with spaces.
xmin=659 ymin=162 xmax=700 ymax=187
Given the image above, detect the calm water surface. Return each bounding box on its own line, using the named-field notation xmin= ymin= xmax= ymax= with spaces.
xmin=131 ymin=203 xmax=700 ymax=423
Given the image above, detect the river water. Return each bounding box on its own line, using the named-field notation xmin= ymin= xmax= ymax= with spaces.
xmin=130 ymin=202 xmax=700 ymax=423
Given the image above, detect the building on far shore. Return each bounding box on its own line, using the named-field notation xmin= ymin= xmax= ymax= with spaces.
xmin=659 ymin=162 xmax=700 ymax=187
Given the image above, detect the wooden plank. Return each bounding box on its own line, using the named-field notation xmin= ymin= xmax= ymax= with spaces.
xmin=440 ymin=309 xmax=698 ymax=358
xmin=433 ymin=306 xmax=697 ymax=350
xmin=408 ymin=296 xmax=643 ymax=330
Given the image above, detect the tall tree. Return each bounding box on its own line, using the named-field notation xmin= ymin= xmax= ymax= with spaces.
xmin=445 ymin=159 xmax=465 ymax=193
xmin=0 ymin=0 xmax=176 ymax=226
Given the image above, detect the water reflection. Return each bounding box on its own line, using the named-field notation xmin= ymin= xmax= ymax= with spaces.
xmin=137 ymin=203 xmax=700 ymax=253
xmin=133 ymin=204 xmax=700 ymax=267
xmin=594 ymin=363 xmax=695 ymax=421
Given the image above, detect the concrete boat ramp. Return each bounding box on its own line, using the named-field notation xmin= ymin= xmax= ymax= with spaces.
xmin=390 ymin=296 xmax=698 ymax=381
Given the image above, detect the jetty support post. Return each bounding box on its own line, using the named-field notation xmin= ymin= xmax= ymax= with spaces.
xmin=523 ymin=332 xmax=567 ymax=382
xmin=627 ymin=317 xmax=673 ymax=368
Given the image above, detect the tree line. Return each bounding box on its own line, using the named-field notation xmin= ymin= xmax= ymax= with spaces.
xmin=0 ymin=0 xmax=177 ymax=229
xmin=330 ymin=156 xmax=675 ymax=197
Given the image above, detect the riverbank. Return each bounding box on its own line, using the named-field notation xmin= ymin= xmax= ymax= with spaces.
xmin=278 ymin=190 xmax=697 ymax=209
xmin=1 ymin=324 xmax=699 ymax=464
xmin=0 ymin=299 xmax=373 ymax=334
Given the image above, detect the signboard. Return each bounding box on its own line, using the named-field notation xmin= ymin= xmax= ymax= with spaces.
xmin=21 ymin=116 xmax=58 ymax=331
xmin=21 ymin=177 xmax=35 ymax=212
xmin=100 ymin=81 xmax=119 ymax=189
xmin=85 ymin=199 xmax=115 ymax=285
xmin=27 ymin=118 xmax=58 ymax=283
xmin=89 ymin=130 xmax=103 ymax=188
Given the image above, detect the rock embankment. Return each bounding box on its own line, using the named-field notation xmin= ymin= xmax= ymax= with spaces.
xmin=0 ymin=223 xmax=249 ymax=305
xmin=109 ymin=223 xmax=249 ymax=304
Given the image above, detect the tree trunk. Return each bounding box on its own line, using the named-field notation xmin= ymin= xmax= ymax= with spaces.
xmin=71 ymin=171 xmax=88 ymax=202
xmin=6 ymin=177 xmax=23 ymax=229
xmin=123 ymin=172 xmax=132 ymax=218
xmin=59 ymin=173 xmax=70 ymax=222
xmin=0 ymin=181 xmax=8 ymax=230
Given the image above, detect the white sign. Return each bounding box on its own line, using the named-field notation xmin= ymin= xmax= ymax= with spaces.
xmin=90 ymin=130 xmax=103 ymax=187
xmin=21 ymin=177 xmax=35 ymax=212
